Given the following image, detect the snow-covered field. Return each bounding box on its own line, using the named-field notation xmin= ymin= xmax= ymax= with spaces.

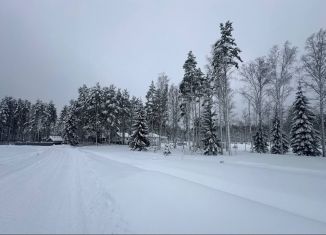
xmin=0 ymin=144 xmax=326 ymax=234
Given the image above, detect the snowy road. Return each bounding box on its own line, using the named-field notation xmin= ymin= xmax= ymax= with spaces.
xmin=0 ymin=145 xmax=326 ymax=233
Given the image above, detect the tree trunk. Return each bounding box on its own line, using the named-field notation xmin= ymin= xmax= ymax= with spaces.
xmin=219 ymin=102 xmax=224 ymax=155
xmin=95 ymin=105 xmax=98 ymax=146
xmin=224 ymin=68 xmax=231 ymax=155
xmin=193 ymin=100 xmax=197 ymax=150
xmin=248 ymin=100 xmax=252 ymax=151
xmin=279 ymin=101 xmax=284 ymax=154
xmin=187 ymin=103 xmax=191 ymax=151
xmin=320 ymin=97 xmax=325 ymax=157
xmin=198 ymin=98 xmax=201 ymax=148
xmin=158 ymin=120 xmax=162 ymax=149
xmin=122 ymin=119 xmax=126 ymax=145
xmin=190 ymin=100 xmax=194 ymax=151
xmin=225 ymin=95 xmax=231 ymax=155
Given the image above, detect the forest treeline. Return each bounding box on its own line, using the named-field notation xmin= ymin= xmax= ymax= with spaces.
xmin=1 ymin=21 xmax=325 ymax=157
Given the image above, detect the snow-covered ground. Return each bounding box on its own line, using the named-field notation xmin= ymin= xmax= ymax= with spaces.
xmin=0 ymin=144 xmax=326 ymax=234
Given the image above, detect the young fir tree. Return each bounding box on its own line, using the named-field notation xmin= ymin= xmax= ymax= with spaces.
xmin=253 ymin=127 xmax=268 ymax=153
xmin=270 ymin=115 xmax=289 ymax=154
xmin=201 ymin=95 xmax=221 ymax=155
xmin=129 ymin=108 xmax=150 ymax=151
xmin=290 ymin=84 xmax=321 ymax=156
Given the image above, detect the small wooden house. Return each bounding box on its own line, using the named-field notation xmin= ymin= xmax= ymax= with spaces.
xmin=48 ymin=136 xmax=64 ymax=145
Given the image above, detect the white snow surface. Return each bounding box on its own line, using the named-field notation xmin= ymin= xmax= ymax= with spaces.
xmin=0 ymin=144 xmax=326 ymax=234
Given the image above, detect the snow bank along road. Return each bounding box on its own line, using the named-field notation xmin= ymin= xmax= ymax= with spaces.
xmin=0 ymin=145 xmax=326 ymax=234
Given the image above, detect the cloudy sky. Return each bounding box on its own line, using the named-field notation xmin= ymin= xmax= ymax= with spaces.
xmin=0 ymin=0 xmax=325 ymax=111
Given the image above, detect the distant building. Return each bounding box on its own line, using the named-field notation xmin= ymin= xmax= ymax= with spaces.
xmin=47 ymin=136 xmax=64 ymax=145
xmin=148 ymin=132 xmax=168 ymax=146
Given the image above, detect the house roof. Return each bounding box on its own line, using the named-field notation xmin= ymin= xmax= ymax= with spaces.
xmin=49 ymin=136 xmax=64 ymax=142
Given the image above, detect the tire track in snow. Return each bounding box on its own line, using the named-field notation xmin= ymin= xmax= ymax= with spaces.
xmin=75 ymin=148 xmax=129 ymax=233
xmin=0 ymin=146 xmax=129 ymax=233
xmin=0 ymin=147 xmax=62 ymax=233
xmin=0 ymin=147 xmax=51 ymax=179
xmin=0 ymin=147 xmax=89 ymax=233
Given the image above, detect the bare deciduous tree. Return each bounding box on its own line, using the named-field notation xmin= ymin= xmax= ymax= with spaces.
xmin=240 ymin=90 xmax=253 ymax=151
xmin=302 ymin=29 xmax=326 ymax=157
xmin=240 ymin=57 xmax=271 ymax=130
xmin=267 ymin=41 xmax=297 ymax=153
xmin=168 ymin=84 xmax=181 ymax=148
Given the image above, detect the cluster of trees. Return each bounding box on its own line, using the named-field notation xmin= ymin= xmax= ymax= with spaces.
xmin=240 ymin=29 xmax=326 ymax=157
xmin=144 ymin=74 xmax=170 ymax=146
xmin=60 ymin=83 xmax=143 ymax=145
xmin=1 ymin=21 xmax=325 ymax=157
xmin=175 ymin=21 xmax=242 ymax=155
xmin=0 ymin=97 xmax=57 ymax=142
xmin=140 ymin=23 xmax=326 ymax=157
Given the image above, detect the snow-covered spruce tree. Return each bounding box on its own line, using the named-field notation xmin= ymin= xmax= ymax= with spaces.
xmin=290 ymin=84 xmax=321 ymax=156
xmin=201 ymin=95 xmax=221 ymax=155
xmin=63 ymin=104 xmax=79 ymax=146
xmin=129 ymin=109 xmax=150 ymax=151
xmin=270 ymin=115 xmax=289 ymax=154
xmin=253 ymin=127 xmax=268 ymax=153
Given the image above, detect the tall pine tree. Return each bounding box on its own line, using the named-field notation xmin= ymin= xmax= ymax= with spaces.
xmin=211 ymin=21 xmax=242 ymax=155
xmin=290 ymin=84 xmax=321 ymax=156
xmin=180 ymin=51 xmax=198 ymax=150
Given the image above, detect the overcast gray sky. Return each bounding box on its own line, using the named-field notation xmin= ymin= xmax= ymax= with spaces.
xmin=0 ymin=0 xmax=325 ymax=111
